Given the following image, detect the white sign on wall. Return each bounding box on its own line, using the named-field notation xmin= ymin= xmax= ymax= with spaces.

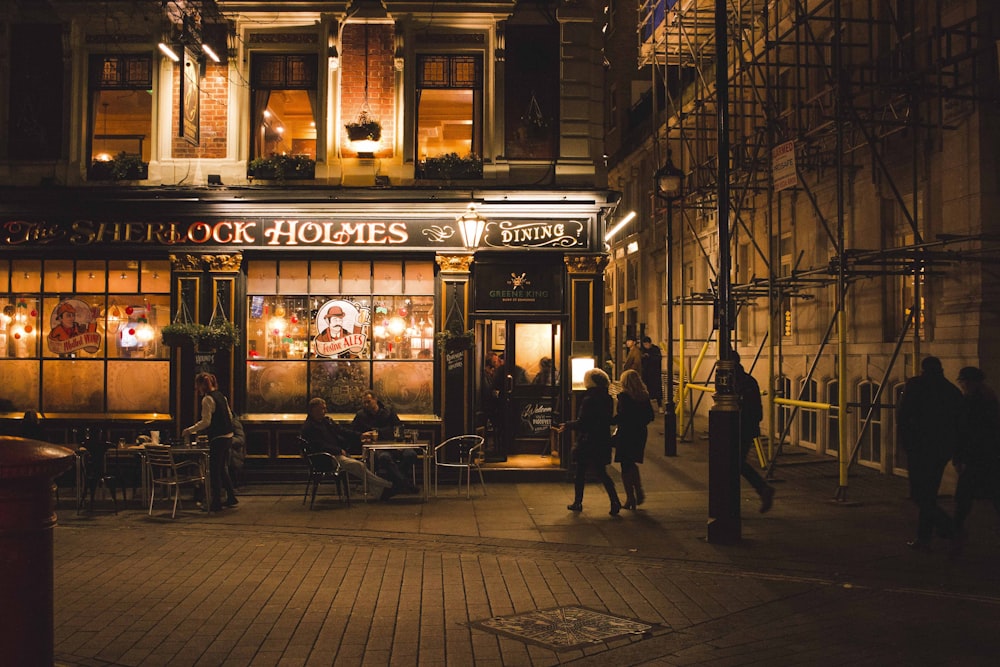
xmin=772 ymin=141 xmax=797 ymax=192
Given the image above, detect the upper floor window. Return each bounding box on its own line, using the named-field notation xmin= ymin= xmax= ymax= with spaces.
xmin=88 ymin=55 xmax=153 ymax=180
xmin=415 ymin=54 xmax=482 ymax=177
xmin=250 ymin=54 xmax=318 ymax=163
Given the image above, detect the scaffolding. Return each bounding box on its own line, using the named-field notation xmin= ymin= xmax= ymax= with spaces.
xmin=635 ymin=0 xmax=1000 ymax=499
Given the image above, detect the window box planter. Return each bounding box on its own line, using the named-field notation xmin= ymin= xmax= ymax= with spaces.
xmin=417 ymin=153 xmax=483 ymax=180
xmin=89 ymin=153 xmax=148 ymax=181
xmin=248 ymin=155 xmax=316 ymax=182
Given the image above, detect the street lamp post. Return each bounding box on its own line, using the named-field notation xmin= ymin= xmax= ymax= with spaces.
xmin=655 ymin=155 xmax=683 ymax=457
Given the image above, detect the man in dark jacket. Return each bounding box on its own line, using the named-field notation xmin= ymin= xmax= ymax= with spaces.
xmin=640 ymin=336 xmax=664 ymax=412
xmin=734 ymin=350 xmax=775 ymax=513
xmin=898 ymin=356 xmax=963 ymax=551
xmin=953 ymin=366 xmax=1000 ymax=541
xmin=351 ymin=391 xmax=418 ymax=493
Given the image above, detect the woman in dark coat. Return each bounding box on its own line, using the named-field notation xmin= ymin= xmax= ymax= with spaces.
xmin=614 ymin=369 xmax=655 ymax=509
xmin=557 ymin=368 xmax=622 ymax=515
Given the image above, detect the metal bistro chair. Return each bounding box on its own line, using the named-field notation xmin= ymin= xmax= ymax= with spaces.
xmin=297 ymin=436 xmax=350 ymax=508
xmin=433 ymin=434 xmax=486 ymax=499
xmin=78 ymin=441 xmax=122 ymax=514
xmin=145 ymin=444 xmax=207 ymax=518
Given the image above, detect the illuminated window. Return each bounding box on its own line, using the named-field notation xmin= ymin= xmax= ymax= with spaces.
xmin=250 ymin=54 xmax=318 ymax=161
xmin=87 ymin=55 xmax=153 ymax=179
xmin=415 ymin=54 xmax=482 ymax=176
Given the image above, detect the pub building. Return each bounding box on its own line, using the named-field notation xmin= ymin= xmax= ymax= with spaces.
xmin=0 ymin=189 xmax=614 ymax=476
xmin=0 ymin=1 xmax=617 ymax=478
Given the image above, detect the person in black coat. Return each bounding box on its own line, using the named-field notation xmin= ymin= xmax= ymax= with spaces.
xmin=351 ymin=390 xmax=418 ymax=493
xmin=897 ymin=356 xmax=963 ymax=551
xmin=614 ymin=369 xmax=654 ymax=510
xmin=953 ymin=366 xmax=1000 ymax=540
xmin=557 ymin=368 xmax=622 ymax=516
xmin=640 ymin=337 xmax=664 ymax=412
xmin=734 ymin=350 xmax=775 ymax=513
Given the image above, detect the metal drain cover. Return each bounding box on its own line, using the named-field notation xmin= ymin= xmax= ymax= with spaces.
xmin=470 ymin=605 xmax=664 ymax=652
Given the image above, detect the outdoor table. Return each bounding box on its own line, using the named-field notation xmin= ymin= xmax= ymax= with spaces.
xmin=361 ymin=441 xmax=430 ymax=501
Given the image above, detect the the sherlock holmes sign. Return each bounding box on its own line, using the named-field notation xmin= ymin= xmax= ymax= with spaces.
xmin=0 ymin=217 xmax=589 ymax=250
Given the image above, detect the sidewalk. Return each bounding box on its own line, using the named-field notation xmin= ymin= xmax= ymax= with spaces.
xmin=52 ymin=418 xmax=1000 ymax=666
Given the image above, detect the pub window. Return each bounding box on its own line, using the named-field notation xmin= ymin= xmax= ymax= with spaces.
xmin=415 ymin=54 xmax=483 ymax=176
xmin=250 ymin=54 xmax=319 ymax=161
xmin=245 ymin=259 xmax=436 ymax=416
xmin=0 ymin=259 xmax=171 ymax=415
xmin=87 ymin=54 xmax=153 ymax=179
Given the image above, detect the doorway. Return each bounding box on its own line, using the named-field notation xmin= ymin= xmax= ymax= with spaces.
xmin=477 ymin=319 xmax=563 ymax=464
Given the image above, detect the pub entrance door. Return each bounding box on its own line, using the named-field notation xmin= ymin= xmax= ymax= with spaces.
xmin=477 ymin=319 xmax=563 ymax=462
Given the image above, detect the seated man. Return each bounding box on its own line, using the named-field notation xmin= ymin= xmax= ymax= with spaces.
xmin=300 ymin=397 xmax=395 ymax=500
xmin=351 ymin=390 xmax=419 ymax=493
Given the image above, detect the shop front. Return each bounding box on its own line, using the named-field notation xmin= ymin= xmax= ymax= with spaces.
xmin=0 ymin=187 xmax=611 ymax=477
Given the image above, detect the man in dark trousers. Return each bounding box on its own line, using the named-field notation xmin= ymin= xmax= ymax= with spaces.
xmin=351 ymin=391 xmax=418 ymax=493
xmin=733 ymin=349 xmax=775 ymax=513
xmin=897 ymin=356 xmax=963 ymax=551
xmin=640 ymin=336 xmax=664 ymax=413
xmin=952 ymin=366 xmax=1000 ymax=544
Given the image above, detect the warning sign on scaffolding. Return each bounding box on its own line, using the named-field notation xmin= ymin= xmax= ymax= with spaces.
xmin=772 ymin=140 xmax=797 ymax=192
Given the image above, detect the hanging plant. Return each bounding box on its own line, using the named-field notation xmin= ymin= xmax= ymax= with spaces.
xmin=435 ymin=329 xmax=476 ymax=352
xmin=345 ymin=110 xmax=382 ymax=142
xmin=196 ymin=319 xmax=240 ymax=350
xmin=161 ymin=322 xmax=203 ymax=348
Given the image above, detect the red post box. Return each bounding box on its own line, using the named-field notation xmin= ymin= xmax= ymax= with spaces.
xmin=0 ymin=436 xmax=76 ymax=666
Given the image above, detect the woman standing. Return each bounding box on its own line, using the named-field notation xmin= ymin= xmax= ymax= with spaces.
xmin=557 ymin=368 xmax=622 ymax=515
xmin=182 ymin=372 xmax=238 ymax=511
xmin=615 ymin=369 xmax=655 ymax=509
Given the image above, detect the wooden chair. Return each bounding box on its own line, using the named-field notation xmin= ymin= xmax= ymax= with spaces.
xmin=433 ymin=434 xmax=486 ymax=499
xmin=145 ymin=444 xmax=206 ymax=518
xmin=297 ymin=436 xmax=350 ymax=508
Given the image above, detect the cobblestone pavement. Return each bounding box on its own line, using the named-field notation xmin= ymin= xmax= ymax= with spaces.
xmin=52 ymin=423 xmax=1000 ymax=666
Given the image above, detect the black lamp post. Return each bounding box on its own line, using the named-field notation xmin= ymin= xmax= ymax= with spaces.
xmin=654 ymin=153 xmax=683 ymax=457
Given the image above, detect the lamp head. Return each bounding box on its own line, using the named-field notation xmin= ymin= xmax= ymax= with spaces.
xmin=654 ymin=154 xmax=684 ymax=200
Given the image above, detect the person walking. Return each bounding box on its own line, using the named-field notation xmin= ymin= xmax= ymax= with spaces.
xmin=733 ymin=350 xmax=775 ymax=513
xmin=181 ymin=373 xmax=238 ymax=511
xmin=614 ymin=369 xmax=655 ymax=510
xmin=953 ymin=366 xmax=1000 ymax=543
xmin=557 ymin=368 xmax=622 ymax=516
xmin=640 ymin=336 xmax=664 ymax=413
xmin=897 ymin=356 xmax=963 ymax=551
xmin=622 ymin=336 xmax=642 ymax=374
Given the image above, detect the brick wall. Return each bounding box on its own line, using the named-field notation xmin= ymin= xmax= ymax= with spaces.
xmin=170 ymin=61 xmax=228 ymax=159
xmin=341 ymin=23 xmax=395 ymax=158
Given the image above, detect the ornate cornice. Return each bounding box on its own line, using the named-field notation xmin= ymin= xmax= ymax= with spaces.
xmin=169 ymin=254 xmax=202 ymax=272
xmin=564 ymin=254 xmax=608 ymax=274
xmin=169 ymin=253 xmax=242 ymax=272
xmin=436 ymin=254 xmax=474 ymax=274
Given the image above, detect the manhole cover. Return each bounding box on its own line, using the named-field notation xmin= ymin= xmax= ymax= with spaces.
xmin=470 ymin=605 xmax=664 ymax=652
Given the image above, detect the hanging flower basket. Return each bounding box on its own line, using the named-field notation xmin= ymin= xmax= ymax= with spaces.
xmin=345 ymin=117 xmax=382 ymax=142
xmin=160 ymin=322 xmax=203 ymax=348
xmin=197 ymin=319 xmax=240 ymax=351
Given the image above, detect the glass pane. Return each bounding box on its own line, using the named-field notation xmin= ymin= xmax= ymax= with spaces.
xmin=44 ymin=260 xmax=74 ymax=293
xmin=11 ymin=260 xmax=41 ymax=292
xmin=405 ymin=261 xmax=435 ymax=294
xmin=246 ymin=360 xmax=307 ymax=413
xmin=514 ymin=322 xmax=559 ymax=385
xmin=42 ymin=359 xmax=104 ymax=412
xmin=0 ymin=360 xmax=39 ymax=411
xmin=246 ymin=260 xmax=278 ymax=294
xmin=107 ymin=297 xmax=168 ymax=359
xmin=373 ymin=361 xmax=434 ymax=414
xmin=311 ymin=297 xmax=371 ymax=359
xmin=76 ymin=261 xmax=106 ymax=293
xmin=417 ymin=89 xmax=473 ymax=159
xmin=141 ymin=260 xmax=170 ymax=293
xmin=43 ymin=297 xmax=103 ymax=358
xmin=108 ymin=260 xmax=139 ymax=293
xmin=2 ymin=297 xmax=40 ymax=358
xmin=0 ymin=261 xmax=6 ymax=292
xmin=259 ymin=89 xmax=316 ymax=159
xmin=310 ymin=261 xmax=339 ymax=292
xmin=309 ymin=359 xmax=371 ymax=414
xmin=107 ymin=360 xmax=169 ymax=412
xmin=373 ymin=261 xmax=402 ymax=293
xmin=342 ymin=261 xmax=370 ymax=293
xmin=247 ymin=295 xmax=311 ymax=360
xmin=279 ymin=260 xmax=308 ymax=293
xmin=91 ymin=89 xmax=152 ymax=162
xmin=371 ymin=296 xmax=424 ymax=360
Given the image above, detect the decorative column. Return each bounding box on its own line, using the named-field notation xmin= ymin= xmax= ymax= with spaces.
xmin=436 ymin=253 xmax=474 ymax=438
